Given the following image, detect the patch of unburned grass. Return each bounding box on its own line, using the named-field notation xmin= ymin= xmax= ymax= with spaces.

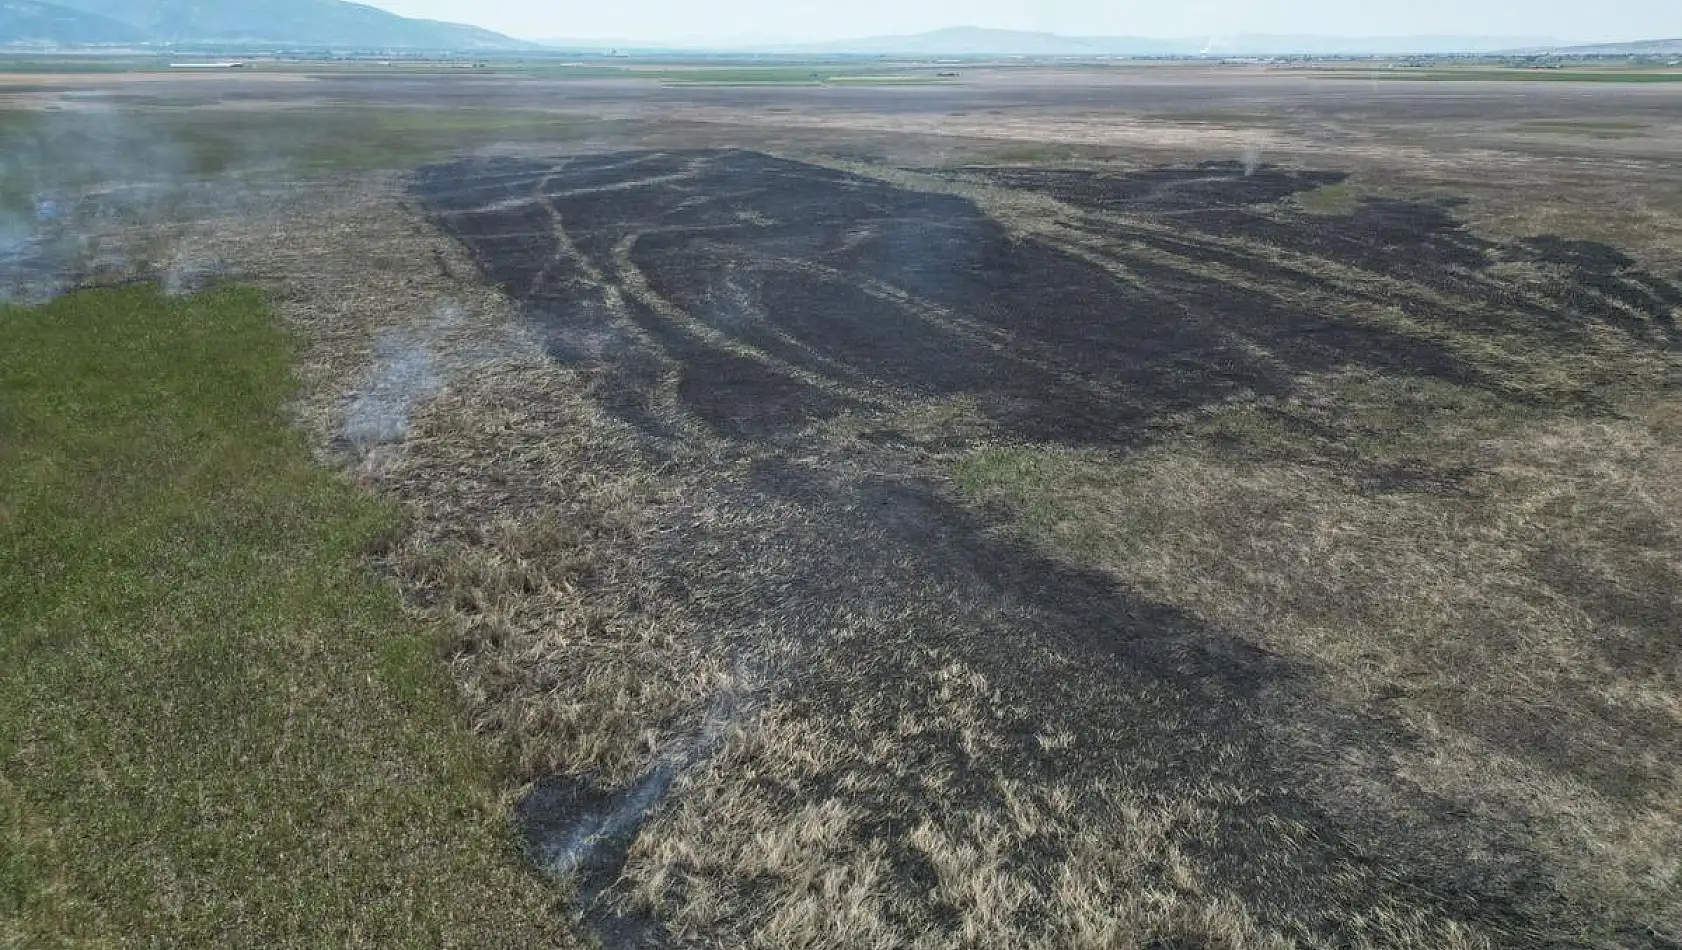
xmin=513 ymin=64 xmax=938 ymax=85
xmin=824 ymin=74 xmax=950 ymax=85
xmin=1330 ymin=68 xmax=1682 ymax=83
xmin=625 ymin=699 xmax=1325 ymax=950
xmin=1513 ymin=119 xmax=1652 ymax=138
xmin=281 ymin=109 xmax=587 ymax=171
xmin=162 ymin=107 xmax=587 ymax=174
xmin=1148 ymin=110 xmax=1295 ymax=129
xmin=0 ymin=285 xmax=575 ymax=948
xmin=0 ymin=56 xmax=166 ymax=74
xmin=1 ymin=107 xmax=588 ymax=208
xmin=1293 ymin=178 xmax=1361 ymax=214
xmin=944 ymin=143 xmax=1118 ymax=167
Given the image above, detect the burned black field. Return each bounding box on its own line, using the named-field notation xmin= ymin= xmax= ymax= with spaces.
xmin=419 ymin=151 xmax=1676 ymax=445
xmin=414 ymin=150 xmax=1682 ymax=949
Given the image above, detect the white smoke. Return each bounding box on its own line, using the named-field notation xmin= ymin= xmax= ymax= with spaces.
xmin=532 ymin=763 xmax=681 ymax=880
xmin=0 ymin=101 xmax=273 ymax=303
xmin=529 ymin=694 xmax=742 ymax=881
xmin=339 ymin=300 xmax=478 ymax=452
xmin=1241 ymin=145 xmax=1262 ymax=177
xmin=342 ymin=330 xmax=443 ymax=449
xmin=161 ymin=239 xmax=225 ymax=297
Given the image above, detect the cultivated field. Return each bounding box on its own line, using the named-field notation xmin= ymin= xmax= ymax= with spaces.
xmin=3 ymin=63 xmax=1680 ymax=949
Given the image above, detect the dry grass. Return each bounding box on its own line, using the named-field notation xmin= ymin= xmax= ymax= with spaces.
xmin=152 ymin=145 xmax=1677 ymax=950
xmin=28 ymin=85 xmax=1678 ymax=948
xmin=958 ymin=376 xmax=1682 ymax=942
xmin=251 ymin=155 xmax=1680 ymax=946
xmin=619 ymin=685 xmax=1499 ymax=950
xmin=162 ymin=169 xmax=740 ymax=800
xmin=385 ymin=376 xmax=738 ymax=788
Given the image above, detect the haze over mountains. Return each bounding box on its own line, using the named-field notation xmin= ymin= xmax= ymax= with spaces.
xmin=0 ymin=0 xmax=534 ymax=48
xmin=2 ymin=3 xmax=1673 ymax=56
xmin=747 ymin=27 xmax=1564 ymax=56
xmin=1551 ymin=37 xmax=1682 ymax=54
xmin=538 ymin=27 xmax=1581 ymax=56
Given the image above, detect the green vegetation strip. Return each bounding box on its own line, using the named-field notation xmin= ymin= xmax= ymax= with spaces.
xmin=1512 ymin=119 xmax=1652 ymax=138
xmin=1327 ymin=68 xmax=1682 ymax=83
xmin=1 ymin=108 xmax=588 ymax=215
xmin=0 ymin=57 xmax=168 ymax=74
xmin=512 ymin=65 xmax=944 ymax=84
xmin=0 ymin=287 xmax=571 ymax=947
xmin=1295 ymin=180 xmax=1361 ymax=215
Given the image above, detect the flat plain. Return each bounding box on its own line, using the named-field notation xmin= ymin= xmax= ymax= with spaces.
xmin=4 ymin=62 xmax=1680 ymax=949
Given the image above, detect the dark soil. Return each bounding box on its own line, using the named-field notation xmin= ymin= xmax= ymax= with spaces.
xmin=415 ymin=150 xmax=1682 ymax=949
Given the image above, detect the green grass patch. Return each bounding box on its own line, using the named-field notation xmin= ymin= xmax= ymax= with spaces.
xmin=1147 ymin=111 xmax=1295 ymax=129
xmin=0 ymin=286 xmax=574 ymax=948
xmin=1 ymin=106 xmax=588 ymax=218
xmin=511 ymin=64 xmax=941 ymax=85
xmin=1512 ymin=119 xmax=1652 ymax=138
xmin=273 ymin=108 xmax=587 ymax=171
xmin=163 ymin=107 xmax=586 ymax=173
xmin=954 ymin=447 xmax=1112 ymax=552
xmin=945 ymin=143 xmax=1119 ymax=167
xmin=0 ymin=56 xmax=170 ymax=74
xmin=1295 ymin=179 xmax=1361 ymax=215
xmin=1328 ymin=68 xmax=1682 ymax=83
xmin=822 ymin=74 xmax=949 ymax=85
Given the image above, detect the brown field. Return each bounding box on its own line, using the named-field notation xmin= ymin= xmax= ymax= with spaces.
xmin=5 ymin=63 xmax=1681 ymax=949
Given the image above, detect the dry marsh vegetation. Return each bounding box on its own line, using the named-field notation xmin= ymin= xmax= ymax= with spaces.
xmin=14 ymin=76 xmax=1679 ymax=949
xmin=403 ymin=145 xmax=1681 ymax=949
xmin=75 ymin=141 xmax=1673 ymax=948
xmin=959 ymin=381 xmax=1682 ymax=941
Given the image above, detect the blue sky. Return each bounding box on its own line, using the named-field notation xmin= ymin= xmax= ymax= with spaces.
xmin=363 ymin=0 xmax=1682 ymax=44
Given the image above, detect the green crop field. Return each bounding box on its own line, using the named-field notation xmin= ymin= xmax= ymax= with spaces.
xmin=1330 ymin=67 xmax=1682 ymax=82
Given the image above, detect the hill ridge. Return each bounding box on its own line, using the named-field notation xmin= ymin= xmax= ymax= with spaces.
xmin=3 ymin=0 xmax=536 ymax=49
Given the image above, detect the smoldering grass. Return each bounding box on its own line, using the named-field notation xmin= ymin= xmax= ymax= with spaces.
xmin=0 ymin=103 xmax=589 ymax=307
xmin=1241 ymin=144 xmax=1262 ymax=176
xmin=342 ymin=331 xmax=444 ymax=449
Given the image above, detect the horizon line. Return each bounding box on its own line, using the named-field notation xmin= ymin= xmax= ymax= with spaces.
xmin=517 ymin=27 xmax=1675 ymax=48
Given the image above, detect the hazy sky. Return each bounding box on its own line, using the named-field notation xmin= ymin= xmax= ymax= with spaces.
xmin=362 ymin=0 xmax=1682 ymax=44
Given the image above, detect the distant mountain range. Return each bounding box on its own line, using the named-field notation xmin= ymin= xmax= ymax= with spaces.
xmin=0 ymin=0 xmax=536 ymax=49
xmin=1 ymin=0 xmax=147 ymax=45
xmin=748 ymin=28 xmax=1563 ymax=57
xmin=540 ymin=27 xmax=1571 ymax=57
xmin=1547 ymin=37 xmax=1682 ymax=55
xmin=542 ymin=28 xmax=1682 ymax=59
xmin=5 ymin=8 xmax=1672 ymax=59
